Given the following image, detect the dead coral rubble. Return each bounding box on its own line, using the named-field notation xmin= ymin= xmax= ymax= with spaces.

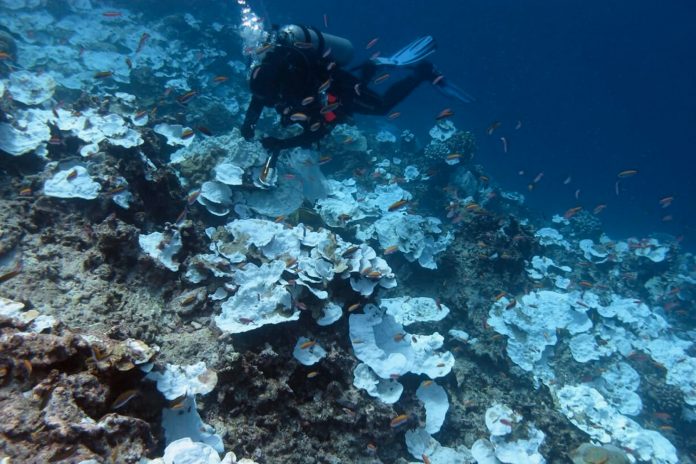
xmin=0 ymin=310 xmax=161 ymax=463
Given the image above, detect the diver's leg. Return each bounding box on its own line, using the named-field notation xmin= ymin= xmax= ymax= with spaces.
xmin=362 ymin=61 xmax=435 ymax=115
xmin=348 ymin=60 xmax=378 ymax=82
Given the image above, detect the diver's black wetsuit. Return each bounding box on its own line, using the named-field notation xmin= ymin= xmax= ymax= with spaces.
xmin=241 ymin=41 xmax=435 ymax=171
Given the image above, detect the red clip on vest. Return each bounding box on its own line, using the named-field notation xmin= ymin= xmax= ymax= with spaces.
xmin=323 ymin=93 xmax=337 ymax=122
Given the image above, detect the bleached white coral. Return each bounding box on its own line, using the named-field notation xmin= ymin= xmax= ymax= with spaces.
xmin=214 ymin=162 xmax=244 ymax=186
xmin=381 ymin=296 xmax=449 ymax=326
xmin=0 ymin=109 xmax=50 ymax=156
xmin=631 ymin=238 xmax=669 ymax=263
xmin=349 ymin=305 xmax=454 ymax=380
xmin=214 ymin=261 xmax=296 ymax=334
xmin=416 ymin=381 xmax=449 ymax=434
xmin=138 ymin=230 xmax=182 ymax=272
xmin=146 ymin=362 xmax=217 ymax=400
xmin=353 ymin=362 xmax=403 ymax=404
xmin=428 ymin=120 xmax=456 ymax=141
xmin=155 ymin=123 xmax=195 ymax=147
xmin=146 ymin=363 xmax=222 ymax=453
xmin=7 ymin=70 xmax=55 ymax=105
xmin=369 ymin=212 xmax=452 ymax=269
xmin=43 ymin=165 xmax=101 ymax=200
xmin=405 ymin=427 xmax=471 ymax=463
xmin=197 ymin=181 xmax=233 ymax=216
xmin=487 ymin=291 xmax=593 ymax=372
xmin=535 ymin=227 xmax=571 ymax=250
xmin=556 ymin=384 xmax=677 ymax=464
xmin=292 ymin=337 xmax=326 ymax=366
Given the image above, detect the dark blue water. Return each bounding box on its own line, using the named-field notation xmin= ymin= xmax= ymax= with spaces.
xmin=260 ymin=0 xmax=696 ymax=248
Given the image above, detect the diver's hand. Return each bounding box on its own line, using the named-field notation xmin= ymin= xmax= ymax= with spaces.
xmin=240 ymin=123 xmax=255 ymax=141
xmin=261 ymin=136 xmax=282 ymax=153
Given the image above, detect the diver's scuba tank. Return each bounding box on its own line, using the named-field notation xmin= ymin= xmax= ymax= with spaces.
xmin=276 ymin=24 xmax=354 ymax=66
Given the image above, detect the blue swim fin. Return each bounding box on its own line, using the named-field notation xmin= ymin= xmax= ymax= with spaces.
xmin=373 ymin=36 xmax=437 ymax=66
xmin=433 ymin=74 xmax=475 ymax=104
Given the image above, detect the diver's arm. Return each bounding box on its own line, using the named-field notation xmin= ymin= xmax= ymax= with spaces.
xmin=241 ymin=96 xmax=265 ymax=140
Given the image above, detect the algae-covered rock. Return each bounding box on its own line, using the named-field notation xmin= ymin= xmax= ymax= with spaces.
xmin=570 ymin=443 xmax=629 ymax=464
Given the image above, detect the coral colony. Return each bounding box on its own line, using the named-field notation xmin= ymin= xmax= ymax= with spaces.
xmin=0 ymin=1 xmax=694 ymax=463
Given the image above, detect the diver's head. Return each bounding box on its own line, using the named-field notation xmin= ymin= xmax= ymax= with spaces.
xmin=249 ymin=46 xmax=312 ymax=103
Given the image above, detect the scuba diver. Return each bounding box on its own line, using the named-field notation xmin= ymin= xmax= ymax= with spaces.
xmin=241 ymin=24 xmax=473 ymax=188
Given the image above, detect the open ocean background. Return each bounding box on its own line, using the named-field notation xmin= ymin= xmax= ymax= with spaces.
xmin=224 ymin=0 xmax=696 ymax=249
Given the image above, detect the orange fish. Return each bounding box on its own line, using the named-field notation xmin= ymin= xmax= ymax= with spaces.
xmin=254 ymin=43 xmax=273 ymax=55
xmin=342 ymin=245 xmax=359 ymax=257
xmin=617 ymin=169 xmax=638 ymax=178
xmin=365 ymin=37 xmax=379 ymax=49
xmin=366 ymin=271 xmax=382 ymax=280
xmin=66 ymin=169 xmax=78 ymax=181
xmin=659 ymin=196 xmax=674 ymax=208
xmin=436 ymin=108 xmax=454 ymax=120
xmin=300 ymin=340 xmax=316 ymax=350
xmin=320 ymin=102 xmax=340 ymax=114
xmin=177 ymin=90 xmax=198 ymax=105
xmin=181 ymin=128 xmax=194 ymax=139
xmin=112 ymin=389 xmax=139 ymax=409
xmin=290 ymin=112 xmax=309 ymax=122
xmin=136 ymin=32 xmax=150 ymax=53
xmin=389 ymin=414 xmax=409 ymax=428
xmin=318 ymin=78 xmax=332 ymax=93
xmin=373 ymin=73 xmax=390 ymax=85
xmin=306 ymin=371 xmax=319 ymax=379
xmin=186 ymin=190 xmax=200 ymax=205
xmin=486 ymin=121 xmax=501 ymax=135
xmin=593 ymin=204 xmax=607 ymax=214
xmin=347 ymin=303 xmax=361 ymax=312
xmin=94 ymin=70 xmax=113 ymax=79
xmin=102 ymin=11 xmax=122 ymax=17
xmin=213 ymin=75 xmax=229 ymax=83
xmin=564 ymin=206 xmax=582 ymax=219
xmin=197 ymin=125 xmax=212 ymax=136
xmin=387 ymin=199 xmax=409 ymax=212
xmin=384 ymin=245 xmax=399 ymax=255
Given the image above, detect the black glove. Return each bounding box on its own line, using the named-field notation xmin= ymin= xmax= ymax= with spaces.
xmin=261 ymin=136 xmax=283 ymax=153
xmin=240 ymin=123 xmax=255 ymax=141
